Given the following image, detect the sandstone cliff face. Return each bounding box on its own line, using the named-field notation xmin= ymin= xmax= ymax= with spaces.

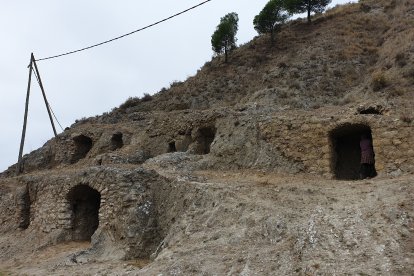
xmin=2 ymin=104 xmax=412 ymax=179
xmin=0 ymin=0 xmax=413 ymax=275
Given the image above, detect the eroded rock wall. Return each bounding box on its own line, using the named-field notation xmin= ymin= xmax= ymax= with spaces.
xmin=210 ymin=109 xmax=413 ymax=177
xmin=0 ymin=167 xmax=172 ymax=260
xmin=2 ymin=106 xmax=413 ymax=179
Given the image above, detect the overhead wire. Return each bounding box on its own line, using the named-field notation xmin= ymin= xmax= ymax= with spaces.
xmin=46 ymin=102 xmax=64 ymax=132
xmin=36 ymin=0 xmax=213 ymax=61
xmin=29 ymin=0 xmax=213 ymax=134
xmin=32 ymin=68 xmax=65 ymax=132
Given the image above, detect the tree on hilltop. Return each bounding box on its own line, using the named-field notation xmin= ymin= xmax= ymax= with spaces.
xmin=284 ymin=0 xmax=331 ymax=23
xmin=211 ymin=12 xmax=239 ymax=63
xmin=253 ymin=0 xmax=289 ymax=43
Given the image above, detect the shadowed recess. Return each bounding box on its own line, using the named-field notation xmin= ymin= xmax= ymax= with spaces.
xmin=67 ymin=184 xmax=101 ymax=241
xmin=196 ymin=126 xmax=216 ymax=154
xmin=71 ymin=135 xmax=93 ymax=164
xmin=168 ymin=141 xmax=177 ymax=153
xmin=111 ymin=132 xmax=124 ymax=151
xmin=330 ymin=124 xmax=375 ymax=180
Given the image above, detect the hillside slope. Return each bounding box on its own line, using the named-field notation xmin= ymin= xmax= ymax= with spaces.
xmin=112 ymin=0 xmax=413 ymax=114
xmin=1 ymin=168 xmax=413 ymax=275
xmin=0 ymin=0 xmax=413 ymax=275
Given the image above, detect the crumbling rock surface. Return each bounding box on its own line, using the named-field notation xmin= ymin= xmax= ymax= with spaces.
xmin=1 ymin=167 xmax=413 ymax=275
xmin=1 ymin=0 xmax=414 ymax=274
xmin=0 ymin=167 xmax=172 ymax=261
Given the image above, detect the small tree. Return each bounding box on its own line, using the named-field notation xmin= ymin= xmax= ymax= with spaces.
xmin=211 ymin=12 xmax=239 ymax=63
xmin=284 ymin=0 xmax=331 ymax=23
xmin=253 ymin=0 xmax=289 ymax=43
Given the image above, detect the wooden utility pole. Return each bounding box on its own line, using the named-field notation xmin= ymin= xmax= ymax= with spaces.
xmin=16 ymin=54 xmax=34 ymax=174
xmin=16 ymin=53 xmax=58 ymax=175
xmin=32 ymin=57 xmax=58 ymax=137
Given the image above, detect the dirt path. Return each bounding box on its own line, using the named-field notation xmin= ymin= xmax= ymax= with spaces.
xmin=1 ymin=169 xmax=413 ymax=275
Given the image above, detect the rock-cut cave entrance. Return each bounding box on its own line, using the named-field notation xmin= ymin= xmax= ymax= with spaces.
xmin=71 ymin=135 xmax=93 ymax=164
xmin=168 ymin=141 xmax=177 ymax=153
xmin=329 ymin=124 xmax=376 ymax=180
xmin=110 ymin=132 xmax=124 ymax=151
xmin=67 ymin=185 xmax=101 ymax=241
xmin=195 ymin=126 xmax=216 ymax=154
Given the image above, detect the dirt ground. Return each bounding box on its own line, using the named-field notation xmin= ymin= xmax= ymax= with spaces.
xmin=1 ymin=167 xmax=413 ymax=275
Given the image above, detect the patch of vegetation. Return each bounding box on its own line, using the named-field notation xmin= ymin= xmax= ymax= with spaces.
xmin=74 ymin=117 xmax=91 ymax=124
xmin=278 ymin=62 xmax=288 ymax=68
xmin=360 ymin=3 xmax=371 ymax=13
xmin=284 ymin=0 xmax=331 ymax=23
xmin=119 ymin=97 xmax=141 ymax=110
xmin=371 ymin=72 xmax=388 ymax=91
xmin=403 ymin=66 xmax=414 ymax=84
xmin=211 ymin=12 xmax=239 ymax=63
xmin=395 ymin=52 xmax=407 ymax=67
xmin=127 ymin=258 xmax=152 ymax=269
xmin=159 ymin=87 xmax=168 ymax=94
xmin=119 ymin=93 xmax=153 ymax=111
xmin=141 ymin=93 xmax=153 ymax=102
xmin=387 ymin=88 xmax=404 ymax=99
xmin=253 ymin=0 xmax=288 ymax=43
xmin=169 ymin=80 xmax=183 ymax=88
xmin=400 ymin=114 xmax=413 ymax=124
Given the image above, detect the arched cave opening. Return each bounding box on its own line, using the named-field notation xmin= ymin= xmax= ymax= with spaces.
xmin=111 ymin=132 xmax=124 ymax=151
xmin=195 ymin=126 xmax=217 ymax=154
xmin=71 ymin=135 xmax=93 ymax=164
xmin=168 ymin=141 xmax=177 ymax=153
xmin=67 ymin=185 xmax=101 ymax=241
xmin=330 ymin=124 xmax=376 ymax=180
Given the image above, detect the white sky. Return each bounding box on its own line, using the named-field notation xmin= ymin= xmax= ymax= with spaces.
xmin=0 ymin=0 xmax=356 ymax=172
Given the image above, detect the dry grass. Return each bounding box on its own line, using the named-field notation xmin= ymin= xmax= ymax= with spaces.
xmin=127 ymin=258 xmax=152 ymax=268
xmin=114 ymin=0 xmax=414 ymax=113
xmin=371 ymin=71 xmax=388 ymax=91
xmin=400 ymin=114 xmax=413 ymax=124
xmin=119 ymin=93 xmax=153 ymax=110
xmin=404 ymin=66 xmax=414 ymax=84
xmin=119 ymin=96 xmax=141 ymax=110
xmin=395 ymin=52 xmax=408 ymax=67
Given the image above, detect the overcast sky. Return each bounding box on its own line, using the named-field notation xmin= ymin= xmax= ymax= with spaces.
xmin=0 ymin=0 xmax=356 ymax=172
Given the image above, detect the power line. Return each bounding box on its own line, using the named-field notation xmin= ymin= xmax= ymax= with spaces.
xmin=32 ymin=68 xmax=65 ymax=132
xmin=48 ymin=104 xmax=64 ymax=132
xmin=36 ymin=0 xmax=213 ymax=62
